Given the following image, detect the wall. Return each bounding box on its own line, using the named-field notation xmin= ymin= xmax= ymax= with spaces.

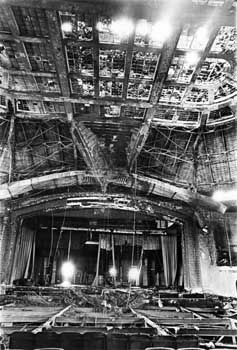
xmin=200 ymin=230 xmax=237 ymax=297
xmin=199 ymin=212 xmax=237 ymax=297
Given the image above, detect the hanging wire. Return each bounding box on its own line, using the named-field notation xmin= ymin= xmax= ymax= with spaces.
xmin=53 ymin=205 xmax=67 ymax=262
xmin=131 ymin=158 xmax=138 ymax=267
xmin=224 ymin=216 xmax=232 ymax=267
xmin=127 ymin=159 xmax=138 ymax=308
xmin=48 ymin=212 xmax=54 ymax=265
xmin=67 ymin=230 xmax=72 ymax=260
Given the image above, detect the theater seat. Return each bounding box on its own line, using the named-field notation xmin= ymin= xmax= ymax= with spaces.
xmin=33 ymin=348 xmax=64 ymax=350
xmin=145 ymin=347 xmax=175 ymax=350
xmin=177 ymin=348 xmax=205 ymax=350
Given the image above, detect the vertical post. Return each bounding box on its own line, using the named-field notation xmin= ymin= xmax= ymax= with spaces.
xmin=92 ymin=236 xmax=101 ymax=286
xmin=111 ymin=234 xmax=116 ymax=286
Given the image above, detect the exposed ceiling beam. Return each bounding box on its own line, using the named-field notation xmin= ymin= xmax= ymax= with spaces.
xmin=0 ymin=88 xmax=153 ymax=108
xmin=70 ymin=120 xmax=110 ymax=189
xmin=46 ymin=9 xmax=73 ymax=119
xmin=0 ymin=32 xmax=47 ymax=43
xmin=127 ymin=26 xmax=182 ymax=171
xmin=3 ymin=6 xmax=32 ymax=72
xmin=122 ymin=30 xmax=135 ymax=99
xmin=10 ymin=191 xmax=190 ymax=221
xmin=1 ymin=1 xmax=235 ymax=26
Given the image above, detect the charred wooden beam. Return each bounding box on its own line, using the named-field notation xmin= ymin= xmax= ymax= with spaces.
xmin=46 ymin=10 xmax=73 ymax=120
xmin=127 ymin=26 xmax=182 ymax=171
xmin=10 ymin=190 xmax=191 ymax=221
xmin=122 ymin=30 xmax=135 ymax=99
xmin=0 ymin=32 xmax=47 ymax=43
xmin=71 ymin=120 xmax=110 ymax=189
xmin=2 ymin=7 xmax=32 ymax=71
xmin=0 ymin=1 xmax=235 ymax=27
xmin=0 ymin=88 xmax=153 ymax=108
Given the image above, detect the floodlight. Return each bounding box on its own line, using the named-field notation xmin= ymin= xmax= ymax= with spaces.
xmin=128 ymin=266 xmax=140 ymax=281
xmin=109 ymin=266 xmax=117 ymax=277
xmin=61 ymin=22 xmax=73 ymax=33
xmin=61 ymin=261 xmax=75 ymax=280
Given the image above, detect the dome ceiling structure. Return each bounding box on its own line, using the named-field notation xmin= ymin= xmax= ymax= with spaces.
xmin=0 ymin=0 xmax=236 ymax=217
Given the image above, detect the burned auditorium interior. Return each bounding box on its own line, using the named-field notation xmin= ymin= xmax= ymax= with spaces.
xmin=0 ymin=0 xmax=236 ymax=349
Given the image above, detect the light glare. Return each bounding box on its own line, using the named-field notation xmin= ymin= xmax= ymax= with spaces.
xmin=213 ymin=189 xmax=237 ymax=202
xmin=110 ymin=18 xmax=134 ymax=37
xmin=128 ymin=266 xmax=140 ymax=281
xmin=96 ymin=21 xmax=104 ymax=32
xmin=151 ymin=21 xmax=172 ymax=42
xmin=109 ymin=266 xmax=117 ymax=277
xmin=61 ymin=22 xmax=73 ymax=33
xmin=61 ymin=261 xmax=75 ymax=279
xmin=185 ymin=51 xmax=200 ymax=65
xmin=61 ymin=280 xmax=71 ymax=288
xmin=136 ymin=19 xmax=150 ymax=36
xmin=195 ymin=26 xmax=208 ymax=41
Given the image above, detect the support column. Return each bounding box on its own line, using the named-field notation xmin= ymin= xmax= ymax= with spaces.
xmin=183 ymin=218 xmax=202 ymax=292
xmin=0 ymin=200 xmax=12 ymax=283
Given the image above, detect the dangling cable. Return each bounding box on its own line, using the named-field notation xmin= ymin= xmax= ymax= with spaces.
xmin=53 ymin=206 xmax=67 ymax=262
xmin=48 ymin=212 xmax=54 ymax=265
xmin=67 ymin=230 xmax=72 ymax=261
xmin=131 ymin=158 xmax=138 ymax=267
xmin=127 ymin=159 xmax=138 ymax=308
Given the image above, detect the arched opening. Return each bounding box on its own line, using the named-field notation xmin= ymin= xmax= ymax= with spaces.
xmin=10 ymin=207 xmax=184 ymax=290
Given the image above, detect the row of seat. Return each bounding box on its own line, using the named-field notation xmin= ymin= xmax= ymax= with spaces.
xmin=9 ymin=332 xmax=200 ymax=350
xmin=11 ymin=348 xmax=205 ymax=350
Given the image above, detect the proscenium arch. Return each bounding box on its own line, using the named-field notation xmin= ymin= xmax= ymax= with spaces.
xmin=0 ymin=170 xmax=226 ymax=213
xmin=5 ymin=191 xmax=189 ymax=284
xmin=10 ymin=191 xmax=192 ymax=222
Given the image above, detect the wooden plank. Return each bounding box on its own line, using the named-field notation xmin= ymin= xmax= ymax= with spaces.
xmin=155 ymin=318 xmax=231 ymax=325
xmin=130 ymin=307 xmax=169 ymax=336
xmin=0 ymin=307 xmax=63 ymax=324
xmin=55 ymin=316 xmax=142 ymax=325
xmin=32 ymin=305 xmax=72 ymax=333
xmin=181 ymin=329 xmax=237 ymax=336
xmin=135 ymin=309 xmax=195 ymax=319
xmin=0 ymin=316 xmax=50 ymax=323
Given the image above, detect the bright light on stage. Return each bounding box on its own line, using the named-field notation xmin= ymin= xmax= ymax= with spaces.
xmin=61 ymin=280 xmax=71 ymax=288
xmin=61 ymin=21 xmax=73 ymax=33
xmin=61 ymin=261 xmax=75 ymax=280
xmin=109 ymin=266 xmax=117 ymax=277
xmin=128 ymin=266 xmax=140 ymax=281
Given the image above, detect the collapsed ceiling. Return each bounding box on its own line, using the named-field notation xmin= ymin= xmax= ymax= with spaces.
xmin=0 ymin=0 xmax=236 ymax=221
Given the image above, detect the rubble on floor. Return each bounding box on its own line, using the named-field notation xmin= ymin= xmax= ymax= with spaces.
xmin=0 ymin=286 xmax=236 ymax=349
